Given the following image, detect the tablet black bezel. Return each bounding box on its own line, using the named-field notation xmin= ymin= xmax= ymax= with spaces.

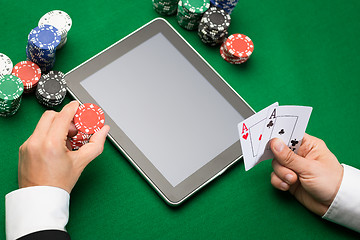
xmin=66 ymin=18 xmax=254 ymax=205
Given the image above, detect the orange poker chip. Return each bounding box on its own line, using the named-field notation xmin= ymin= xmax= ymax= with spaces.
xmin=73 ymin=103 xmax=105 ymax=134
xmin=224 ymin=33 xmax=254 ymax=59
xmin=12 ymin=61 xmax=41 ymax=92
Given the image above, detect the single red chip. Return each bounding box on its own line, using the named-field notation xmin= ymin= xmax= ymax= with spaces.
xmin=12 ymin=61 xmax=41 ymax=91
xmin=225 ymin=34 xmax=254 ymax=58
xmin=74 ymin=103 xmax=105 ymax=134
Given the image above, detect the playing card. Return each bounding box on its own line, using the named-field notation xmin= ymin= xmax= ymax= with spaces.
xmin=256 ymin=106 xmax=312 ymax=163
xmin=238 ymin=102 xmax=278 ymax=171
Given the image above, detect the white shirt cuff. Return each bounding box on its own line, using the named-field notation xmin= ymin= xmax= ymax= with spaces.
xmin=323 ymin=164 xmax=360 ymax=232
xmin=5 ymin=186 xmax=70 ymax=240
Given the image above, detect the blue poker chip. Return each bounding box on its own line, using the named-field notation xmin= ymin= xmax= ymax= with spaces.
xmin=26 ymin=24 xmax=61 ymax=73
xmin=210 ymin=0 xmax=239 ymax=14
xmin=28 ymin=24 xmax=61 ymax=50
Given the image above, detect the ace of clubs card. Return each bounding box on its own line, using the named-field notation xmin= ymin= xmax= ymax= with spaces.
xmin=256 ymin=105 xmax=313 ymax=163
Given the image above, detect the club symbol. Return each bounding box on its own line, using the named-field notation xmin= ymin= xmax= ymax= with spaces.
xmin=278 ymin=129 xmax=285 ymax=135
xmin=291 ymin=139 xmax=299 ymax=147
xmin=267 ymin=120 xmax=274 ymax=128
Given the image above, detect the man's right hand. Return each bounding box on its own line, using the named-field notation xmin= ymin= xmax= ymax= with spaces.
xmin=270 ymin=133 xmax=343 ymax=216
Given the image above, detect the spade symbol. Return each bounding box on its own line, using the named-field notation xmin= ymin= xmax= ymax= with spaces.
xmin=278 ymin=129 xmax=285 ymax=135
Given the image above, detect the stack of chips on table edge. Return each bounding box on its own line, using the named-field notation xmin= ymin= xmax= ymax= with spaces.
xmin=71 ymin=103 xmax=105 ymax=151
xmin=198 ymin=6 xmax=230 ymax=46
xmin=152 ymin=0 xmax=179 ymax=15
xmin=176 ymin=0 xmax=210 ymax=30
xmin=220 ymin=33 xmax=254 ymax=64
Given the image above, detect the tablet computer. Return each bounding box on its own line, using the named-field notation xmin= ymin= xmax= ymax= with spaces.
xmin=66 ymin=18 xmax=254 ymax=205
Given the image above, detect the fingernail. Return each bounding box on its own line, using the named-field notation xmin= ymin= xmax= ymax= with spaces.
xmin=285 ymin=174 xmax=293 ymax=183
xmin=280 ymin=182 xmax=288 ymax=191
xmin=273 ymin=139 xmax=284 ymax=152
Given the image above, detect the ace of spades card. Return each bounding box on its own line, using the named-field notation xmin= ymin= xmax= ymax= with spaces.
xmin=238 ymin=103 xmax=278 ymax=171
xmin=256 ymin=105 xmax=312 ymax=163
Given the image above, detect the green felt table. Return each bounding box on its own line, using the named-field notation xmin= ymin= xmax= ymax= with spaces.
xmin=1 ymin=0 xmax=360 ymax=239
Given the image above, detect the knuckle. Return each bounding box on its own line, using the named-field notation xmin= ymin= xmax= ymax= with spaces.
xmin=318 ymin=138 xmax=326 ymax=147
xmin=26 ymin=139 xmax=40 ymax=151
xmin=45 ymin=139 xmax=56 ymax=150
xmin=270 ymin=173 xmax=279 ymax=187
xmin=19 ymin=142 xmax=26 ymax=154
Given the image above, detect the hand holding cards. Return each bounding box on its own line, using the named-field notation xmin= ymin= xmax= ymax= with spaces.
xmin=238 ymin=103 xmax=312 ymax=171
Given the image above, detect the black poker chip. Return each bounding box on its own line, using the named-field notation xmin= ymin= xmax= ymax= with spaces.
xmin=35 ymin=70 xmax=67 ymax=107
xmin=198 ymin=6 xmax=231 ymax=46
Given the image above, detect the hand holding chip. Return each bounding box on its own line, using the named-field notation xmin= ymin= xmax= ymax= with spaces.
xmin=270 ymin=133 xmax=343 ymax=216
xmin=18 ymin=101 xmax=110 ymax=193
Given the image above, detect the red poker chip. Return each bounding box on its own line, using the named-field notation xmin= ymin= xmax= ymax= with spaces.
xmin=71 ymin=131 xmax=92 ymax=141
xmin=220 ymin=43 xmax=248 ymax=64
xmin=69 ymin=138 xmax=89 ymax=145
xmin=12 ymin=61 xmax=41 ymax=91
xmin=71 ymin=145 xmax=80 ymax=151
xmin=225 ymin=34 xmax=254 ymax=58
xmin=73 ymin=103 xmax=105 ymax=134
xmin=70 ymin=141 xmax=88 ymax=146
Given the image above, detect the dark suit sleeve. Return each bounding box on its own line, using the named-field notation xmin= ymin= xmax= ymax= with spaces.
xmin=17 ymin=230 xmax=70 ymax=240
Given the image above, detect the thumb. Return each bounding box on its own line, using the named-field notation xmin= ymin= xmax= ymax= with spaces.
xmin=270 ymin=138 xmax=309 ymax=174
xmin=76 ymin=125 xmax=110 ymax=167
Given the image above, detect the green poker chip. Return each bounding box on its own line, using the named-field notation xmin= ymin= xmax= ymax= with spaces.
xmin=0 ymin=74 xmax=23 ymax=117
xmin=183 ymin=0 xmax=210 ymax=14
xmin=0 ymin=75 xmax=24 ymax=101
xmin=152 ymin=0 xmax=179 ymax=16
xmin=176 ymin=0 xmax=210 ymax=30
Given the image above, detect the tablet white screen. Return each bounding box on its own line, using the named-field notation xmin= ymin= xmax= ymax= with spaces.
xmin=80 ymin=33 xmax=244 ymax=187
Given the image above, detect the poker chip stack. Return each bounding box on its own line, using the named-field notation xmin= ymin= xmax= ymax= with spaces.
xmin=69 ymin=131 xmax=92 ymax=151
xmin=35 ymin=70 xmax=67 ymax=107
xmin=152 ymin=0 xmax=179 ymax=15
xmin=220 ymin=33 xmax=254 ymax=64
xmin=198 ymin=6 xmax=230 ymax=46
xmin=0 ymin=75 xmax=24 ymax=117
xmin=210 ymin=0 xmax=239 ymax=14
xmin=26 ymin=24 xmax=61 ymax=73
xmin=12 ymin=61 xmax=41 ymax=93
xmin=38 ymin=10 xmax=72 ymax=49
xmin=71 ymin=103 xmax=105 ymax=151
xmin=176 ymin=0 xmax=210 ymax=30
xmin=0 ymin=53 xmax=13 ymax=76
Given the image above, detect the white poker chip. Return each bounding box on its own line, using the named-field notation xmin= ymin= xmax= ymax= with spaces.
xmin=38 ymin=10 xmax=72 ymax=49
xmin=0 ymin=53 xmax=13 ymax=76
